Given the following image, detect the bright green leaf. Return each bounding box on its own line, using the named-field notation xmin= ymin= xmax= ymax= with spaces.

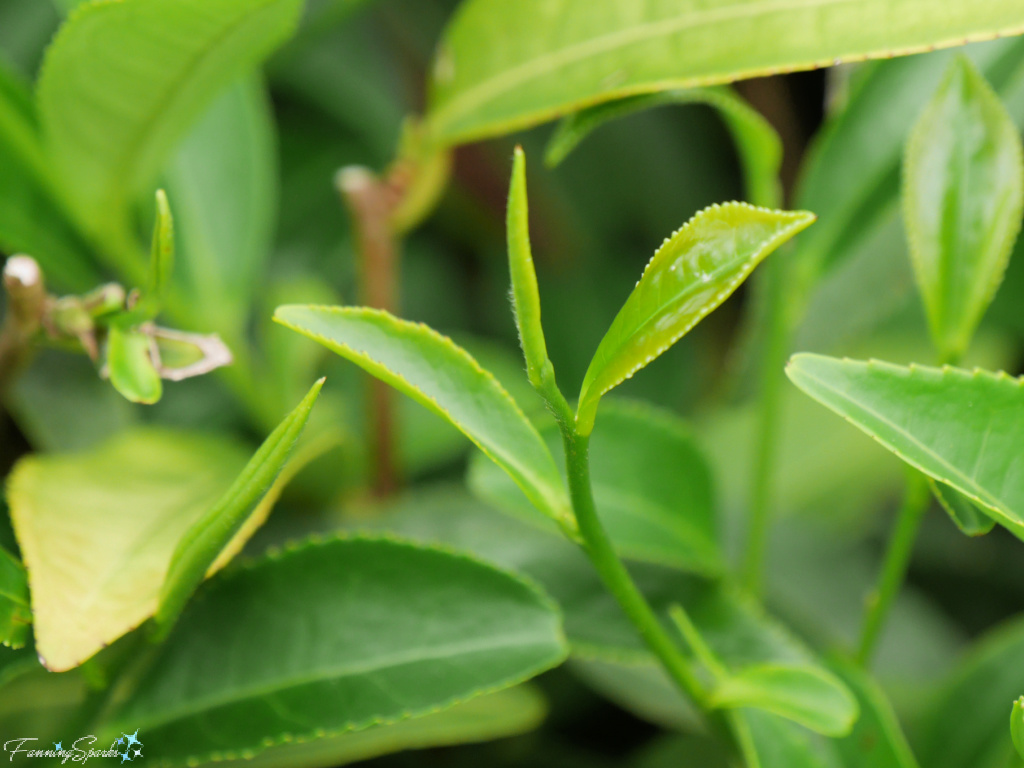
xmin=106 ymin=536 xmax=568 ymax=765
xmin=106 ymin=324 xmax=162 ymax=405
xmin=733 ymin=709 xmax=843 ymax=768
xmin=37 ymin=0 xmax=303 ymax=253
xmin=545 ymin=86 xmax=782 ymax=207
xmin=469 ymin=399 xmax=723 ymax=574
xmin=576 ymin=203 xmax=815 ymax=435
xmin=708 ymin=664 xmax=858 ymax=737
xmin=426 ymin=0 xmax=1024 ymax=146
xmin=0 ymin=546 xmax=30 ymax=649
xmin=155 ymin=379 xmax=324 ymax=637
xmin=786 ymin=355 xmax=1024 ymax=540
xmin=931 ymin=479 xmax=997 ymax=537
xmin=274 ymin=305 xmax=574 ymax=530
xmin=120 ymin=189 xmax=176 ymax=325
xmin=1012 ymin=697 xmax=1024 ymax=762
xmin=232 ymin=686 xmax=545 ymax=768
xmin=507 ymin=146 xmax=555 ymax=391
xmin=904 ymin=55 xmax=1024 ymax=361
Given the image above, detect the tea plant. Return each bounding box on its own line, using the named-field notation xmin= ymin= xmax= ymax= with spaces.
xmin=4 ymin=1 xmax=1024 ymax=767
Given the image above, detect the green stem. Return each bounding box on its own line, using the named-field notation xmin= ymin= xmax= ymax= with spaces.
xmin=741 ymin=253 xmax=791 ymax=595
xmin=557 ymin=419 xmax=708 ymax=708
xmin=856 ymin=470 xmax=931 ymax=666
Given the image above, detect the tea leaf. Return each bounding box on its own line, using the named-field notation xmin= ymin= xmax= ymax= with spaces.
xmin=904 ymin=55 xmax=1024 ymax=362
xmin=0 ymin=546 xmax=30 ymax=649
xmin=507 ymin=147 xmax=556 ymax=392
xmin=37 ymin=0 xmax=303 ymax=250
xmin=427 ymin=0 xmax=1024 ymax=145
xmin=106 ymin=324 xmax=162 ymax=405
xmin=830 ymin=658 xmax=920 ymax=768
xmin=545 ymin=86 xmax=782 ymax=207
xmin=155 ymin=379 xmax=324 ymax=638
xmin=576 ymin=203 xmax=814 ymax=435
xmin=919 ymin=615 xmax=1024 ymax=768
xmin=469 ymin=399 xmax=723 ymax=574
xmin=7 ymin=429 xmax=251 ymax=670
xmin=733 ymin=710 xmax=843 ymax=768
xmin=786 ymin=355 xmax=1024 ymax=540
xmin=1012 ymin=697 xmax=1024 ymax=762
xmin=274 ymin=305 xmax=574 ymax=530
xmin=241 ymin=686 xmax=547 ymax=768
xmin=930 ymin=479 xmax=996 ymax=537
xmin=121 ymin=189 xmax=175 ymax=325
xmin=106 ymin=536 xmax=568 ymax=766
xmin=709 ymin=664 xmax=857 ymax=737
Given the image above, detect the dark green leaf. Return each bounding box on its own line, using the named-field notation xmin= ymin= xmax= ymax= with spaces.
xmin=0 ymin=546 xmax=30 ymax=649
xmin=106 ymin=536 xmax=568 ymax=765
xmin=931 ymin=479 xmax=997 ymax=537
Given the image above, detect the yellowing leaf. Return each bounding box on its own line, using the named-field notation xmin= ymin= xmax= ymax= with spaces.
xmin=576 ymin=203 xmax=814 ymax=435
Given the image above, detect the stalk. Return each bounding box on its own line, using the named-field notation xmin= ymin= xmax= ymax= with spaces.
xmin=856 ymin=469 xmax=931 ymax=666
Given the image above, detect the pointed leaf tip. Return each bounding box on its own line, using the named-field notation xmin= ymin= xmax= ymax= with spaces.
xmin=576 ymin=203 xmax=814 ymax=434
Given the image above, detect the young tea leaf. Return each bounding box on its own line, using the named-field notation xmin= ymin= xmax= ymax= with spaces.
xmin=904 ymin=55 xmax=1024 ymax=362
xmin=106 ymin=324 xmax=162 ymax=405
xmin=120 ymin=189 xmax=175 ymax=325
xmin=274 ymin=305 xmax=574 ymax=531
xmin=930 ymin=479 xmax=996 ymax=537
xmin=708 ymin=663 xmax=858 ymax=737
xmin=427 ymin=0 xmax=1024 ymax=145
xmin=1012 ymin=697 xmax=1024 ymax=762
xmin=786 ymin=355 xmax=1024 ymax=541
xmin=0 ymin=546 xmax=30 ymax=649
xmin=107 ymin=536 xmax=568 ymax=766
xmin=507 ymin=146 xmax=556 ymax=392
xmin=545 ymin=87 xmax=782 ymax=207
xmin=576 ymin=203 xmax=814 ymax=435
xmin=154 ymin=379 xmax=324 ymax=638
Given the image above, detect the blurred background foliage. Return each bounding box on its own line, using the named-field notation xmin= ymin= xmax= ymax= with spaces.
xmin=4 ymin=0 xmax=1024 ymax=766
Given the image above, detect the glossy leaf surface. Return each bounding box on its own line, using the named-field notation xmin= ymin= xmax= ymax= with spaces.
xmin=107 ymin=537 xmax=567 ymax=765
xmin=709 ymin=664 xmax=857 ymax=737
xmin=931 ymin=479 xmax=996 ymax=537
xmin=155 ymin=379 xmax=324 ymax=636
xmin=577 ymin=203 xmax=814 ymax=434
xmin=37 ymin=0 xmax=303 ymax=244
xmin=469 ymin=400 xmax=722 ymax=573
xmin=545 ymin=86 xmax=782 ymax=207
xmin=786 ymin=355 xmax=1024 ymax=540
xmin=0 ymin=546 xmax=30 ymax=649
xmin=106 ymin=324 xmax=162 ymax=405
xmin=904 ymin=55 xmax=1024 ymax=361
xmin=427 ymin=0 xmax=1024 ymax=145
xmin=274 ymin=305 xmax=573 ymax=529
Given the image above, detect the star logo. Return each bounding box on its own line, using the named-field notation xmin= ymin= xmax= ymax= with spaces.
xmin=53 ymin=743 xmax=62 ymax=752
xmin=116 ymin=731 xmax=143 ymax=762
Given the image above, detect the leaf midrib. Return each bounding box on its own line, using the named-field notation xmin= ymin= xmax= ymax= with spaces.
xmin=127 ymin=630 xmax=557 ymax=731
